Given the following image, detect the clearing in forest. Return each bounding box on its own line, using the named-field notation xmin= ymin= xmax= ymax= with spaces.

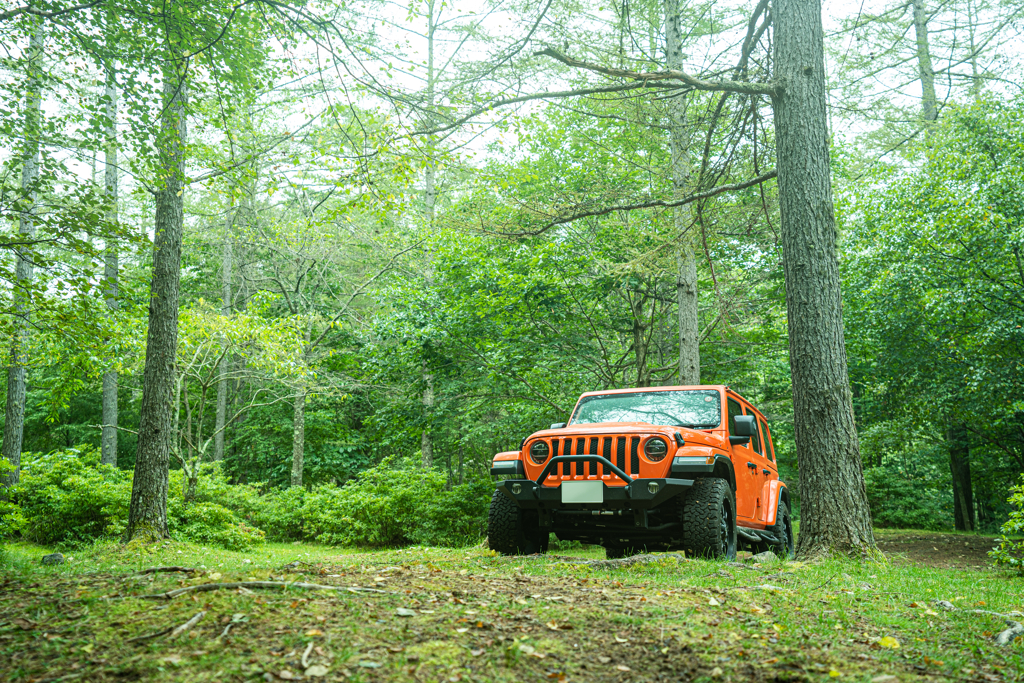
xmin=0 ymin=536 xmax=1021 ymax=682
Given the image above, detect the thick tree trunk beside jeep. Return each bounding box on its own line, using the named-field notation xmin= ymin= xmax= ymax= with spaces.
xmin=488 ymin=385 xmax=793 ymax=559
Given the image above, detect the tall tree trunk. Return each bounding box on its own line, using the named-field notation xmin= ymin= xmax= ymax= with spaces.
xmin=947 ymin=421 xmax=974 ymax=531
xmin=421 ymin=364 xmax=434 ymax=469
xmin=101 ymin=53 xmax=119 ymax=467
xmin=912 ymin=0 xmax=939 ymax=122
xmin=664 ymin=0 xmax=700 ymax=385
xmin=290 ymin=388 xmax=306 ymax=487
xmin=213 ymin=208 xmax=234 ymax=462
xmin=773 ymin=0 xmax=874 ymax=556
xmin=420 ymin=0 xmax=438 ymax=469
xmin=2 ymin=22 xmax=44 ymax=487
xmin=125 ymin=60 xmax=187 ymax=543
xmin=291 ymin=323 xmax=312 ymax=487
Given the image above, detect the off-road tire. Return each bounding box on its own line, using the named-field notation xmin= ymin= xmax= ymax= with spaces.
xmin=766 ymin=501 xmax=795 ymax=558
xmin=488 ymin=489 xmax=547 ymax=556
xmin=682 ymin=477 xmax=737 ymax=560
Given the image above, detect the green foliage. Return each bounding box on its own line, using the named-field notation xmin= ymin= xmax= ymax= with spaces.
xmin=302 ymin=457 xmax=490 ymax=548
xmin=14 ymin=448 xmax=264 ymax=551
xmin=863 ymin=467 xmax=951 ymax=531
xmin=989 ymin=474 xmax=1024 ymax=572
xmin=17 ymin=447 xmax=130 ymax=546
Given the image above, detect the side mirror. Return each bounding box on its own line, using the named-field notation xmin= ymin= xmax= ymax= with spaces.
xmin=550 ymin=422 xmax=567 ymax=429
xmin=734 ymin=415 xmax=757 ymax=437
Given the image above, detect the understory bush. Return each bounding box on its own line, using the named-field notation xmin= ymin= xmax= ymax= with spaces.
xmin=863 ymin=466 xmax=952 ymax=530
xmin=8 ymin=447 xmax=490 ymax=550
xmin=990 ymin=474 xmax=1024 ymax=572
xmin=301 ymin=457 xmax=490 ymax=547
xmin=14 ymin=448 xmax=264 ymax=551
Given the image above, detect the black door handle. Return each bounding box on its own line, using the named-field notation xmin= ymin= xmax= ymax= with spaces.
xmin=763 ymin=468 xmax=770 ymax=475
xmin=747 ymin=462 xmax=756 ymax=469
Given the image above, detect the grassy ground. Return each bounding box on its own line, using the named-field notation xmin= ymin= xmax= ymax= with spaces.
xmin=0 ymin=534 xmax=1021 ymax=683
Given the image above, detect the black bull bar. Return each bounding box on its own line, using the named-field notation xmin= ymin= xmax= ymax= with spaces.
xmin=495 ymin=455 xmax=694 ymax=527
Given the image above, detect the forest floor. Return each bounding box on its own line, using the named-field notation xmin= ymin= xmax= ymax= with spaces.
xmin=0 ymin=531 xmax=1021 ymax=683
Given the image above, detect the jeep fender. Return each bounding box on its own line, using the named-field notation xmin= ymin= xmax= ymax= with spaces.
xmin=490 ymin=450 xmax=525 ymax=477
xmin=670 ymin=452 xmax=735 ymax=492
xmin=762 ymin=480 xmax=789 ymax=526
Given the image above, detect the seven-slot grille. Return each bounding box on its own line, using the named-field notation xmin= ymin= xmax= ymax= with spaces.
xmin=544 ymin=435 xmax=643 ymax=482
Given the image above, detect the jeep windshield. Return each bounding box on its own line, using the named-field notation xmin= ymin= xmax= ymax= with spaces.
xmin=569 ymin=390 xmax=722 ymax=429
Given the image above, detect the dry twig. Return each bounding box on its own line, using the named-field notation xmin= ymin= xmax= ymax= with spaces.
xmin=302 ymin=642 xmax=314 ymax=668
xmin=169 ymin=611 xmax=206 ymax=638
xmin=138 ymin=581 xmax=389 ymax=600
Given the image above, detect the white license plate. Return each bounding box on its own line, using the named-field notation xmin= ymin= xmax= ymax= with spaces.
xmin=561 ymin=480 xmax=604 ymax=504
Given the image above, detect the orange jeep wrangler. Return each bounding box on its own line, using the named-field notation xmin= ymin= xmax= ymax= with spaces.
xmin=488 ymin=386 xmax=793 ymax=559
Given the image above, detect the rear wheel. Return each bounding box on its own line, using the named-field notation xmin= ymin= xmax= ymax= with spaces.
xmin=682 ymin=478 xmax=737 ymax=560
xmin=766 ymin=501 xmax=795 ymax=558
xmin=488 ymin=489 xmax=547 ymax=555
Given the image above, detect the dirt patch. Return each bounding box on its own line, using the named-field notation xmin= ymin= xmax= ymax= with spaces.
xmin=876 ymin=531 xmax=999 ymax=569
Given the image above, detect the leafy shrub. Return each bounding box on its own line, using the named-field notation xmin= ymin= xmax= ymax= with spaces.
xmin=303 ymin=457 xmax=488 ymax=548
xmin=168 ymin=500 xmax=266 ymax=551
xmin=15 ymin=448 xmax=264 ymax=551
xmin=0 ymin=460 xmax=24 ymax=538
xmin=863 ymin=466 xmax=952 ymax=530
xmin=990 ymin=474 xmax=1024 ymax=572
xmin=17 ymin=446 xmax=130 ymax=545
xmin=246 ymin=486 xmax=307 ymax=541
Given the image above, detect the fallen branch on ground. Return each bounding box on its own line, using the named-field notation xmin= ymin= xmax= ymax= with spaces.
xmin=125 ymin=625 xmax=174 ymax=643
xmin=169 ymin=611 xmax=206 ymax=638
xmin=126 ymin=610 xmax=206 ymax=644
xmin=935 ymin=600 xmax=1024 ymax=647
xmin=138 ymin=581 xmax=390 ymax=600
xmin=302 ymin=642 xmax=314 ymax=668
xmin=135 ymin=566 xmax=200 ymax=575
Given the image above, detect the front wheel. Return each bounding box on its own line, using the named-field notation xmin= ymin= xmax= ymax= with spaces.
xmin=488 ymin=489 xmax=547 ymax=556
xmin=682 ymin=478 xmax=737 ymax=560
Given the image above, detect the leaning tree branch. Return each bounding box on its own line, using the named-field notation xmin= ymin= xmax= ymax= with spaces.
xmin=494 ymin=170 xmax=777 ymax=237
xmin=535 ymin=48 xmax=779 ymax=97
xmin=0 ymin=0 xmax=104 ymax=22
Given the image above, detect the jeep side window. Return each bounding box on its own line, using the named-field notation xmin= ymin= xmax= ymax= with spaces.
xmin=727 ymin=398 xmax=743 ymax=437
xmin=748 ymin=409 xmax=763 ymax=455
xmin=760 ymin=418 xmax=774 ymax=462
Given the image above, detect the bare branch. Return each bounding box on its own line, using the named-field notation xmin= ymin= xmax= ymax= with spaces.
xmin=494 ymin=170 xmax=778 ymax=237
xmin=535 ymin=48 xmax=778 ymax=97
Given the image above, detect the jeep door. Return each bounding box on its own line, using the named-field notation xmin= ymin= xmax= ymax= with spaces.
xmin=745 ymin=407 xmax=774 ymax=523
xmin=727 ymin=396 xmax=759 ymax=522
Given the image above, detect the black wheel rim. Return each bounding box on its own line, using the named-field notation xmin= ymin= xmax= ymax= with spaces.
xmin=719 ymin=506 xmax=729 ymax=551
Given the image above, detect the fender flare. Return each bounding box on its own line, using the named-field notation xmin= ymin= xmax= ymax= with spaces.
xmin=763 ymin=481 xmax=789 ymax=526
xmin=711 ymin=454 xmax=736 ymax=493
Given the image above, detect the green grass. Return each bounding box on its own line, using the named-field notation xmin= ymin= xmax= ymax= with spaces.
xmin=0 ymin=537 xmax=1020 ymax=682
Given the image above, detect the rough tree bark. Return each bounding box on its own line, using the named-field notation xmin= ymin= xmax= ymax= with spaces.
xmin=125 ymin=59 xmax=187 ymax=543
xmin=213 ymin=208 xmax=234 ymax=462
xmin=912 ymin=0 xmax=939 ymax=122
xmin=101 ymin=52 xmax=119 ymax=467
xmin=947 ymin=422 xmax=975 ymax=531
xmin=290 ymin=322 xmax=311 ymax=487
xmin=773 ymin=0 xmax=875 ymax=556
xmin=664 ymin=0 xmax=700 ymax=385
xmin=290 ymin=388 xmax=306 ymax=487
xmin=2 ymin=22 xmax=44 ymax=487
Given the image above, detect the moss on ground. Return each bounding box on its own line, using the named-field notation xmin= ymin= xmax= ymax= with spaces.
xmin=0 ymin=537 xmax=1020 ymax=682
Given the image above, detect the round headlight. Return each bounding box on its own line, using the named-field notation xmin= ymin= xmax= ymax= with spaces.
xmin=644 ymin=437 xmax=668 ymax=462
xmin=529 ymin=440 xmax=550 ymax=464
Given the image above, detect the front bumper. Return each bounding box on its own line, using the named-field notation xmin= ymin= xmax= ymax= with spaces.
xmin=496 ymin=476 xmax=694 ymax=512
